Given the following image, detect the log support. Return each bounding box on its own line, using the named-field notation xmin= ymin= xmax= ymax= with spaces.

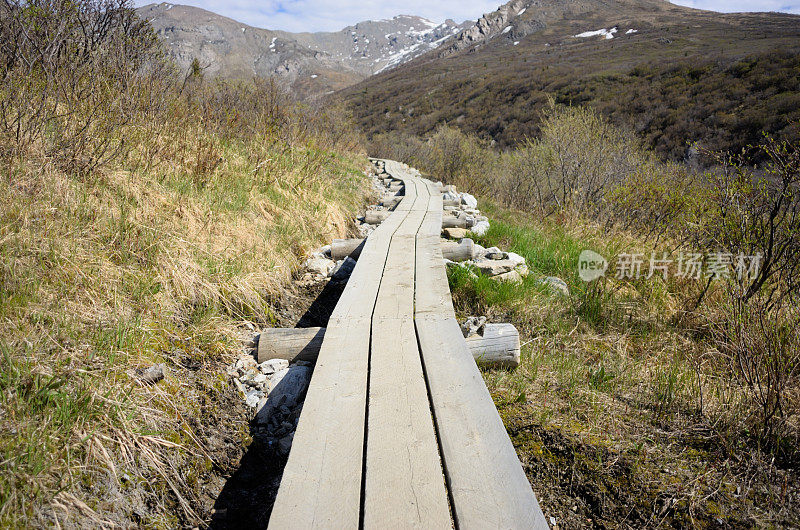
xmin=258 ymin=324 xmax=520 ymax=368
xmin=364 ymin=210 xmax=391 ymax=225
xmin=332 ymin=237 xmax=475 ymax=262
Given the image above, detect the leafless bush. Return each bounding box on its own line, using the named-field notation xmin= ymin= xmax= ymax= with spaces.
xmin=531 ymin=103 xmax=641 ymax=214
xmin=0 ymin=0 xmax=170 ymax=173
xmin=713 ymin=298 xmax=800 ymax=453
xmin=694 ymin=138 xmax=800 ymax=308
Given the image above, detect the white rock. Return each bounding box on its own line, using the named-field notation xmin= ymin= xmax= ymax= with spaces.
xmin=245 ymin=389 xmax=262 ymax=408
xmin=268 ymin=368 xmax=290 ymax=392
xmin=442 ymin=191 xmax=459 ymax=201
xmin=235 ymin=356 xmax=257 ymax=372
xmin=538 ymin=276 xmax=570 ymax=296
xmin=472 ymin=243 xmax=486 ymax=260
xmin=461 ymin=316 xmax=487 ymax=338
xmin=259 ymin=358 xmax=289 ymax=375
xmin=484 ymin=247 xmax=507 ymax=260
xmin=461 ymin=193 xmax=478 ymax=209
xmin=305 ymin=257 xmax=335 ymax=277
xmin=357 ymin=224 xmax=374 ymax=237
xmin=253 ymin=373 xmax=267 ymax=386
xmin=470 ymin=220 xmax=490 ymax=236
xmin=475 ymin=258 xmax=515 ymax=276
xmin=257 ymin=365 xmax=313 ymax=424
xmin=507 ymin=252 xmax=526 ymax=268
xmin=495 ymin=270 xmax=523 ymax=283
xmin=139 ymin=364 xmax=166 ymax=384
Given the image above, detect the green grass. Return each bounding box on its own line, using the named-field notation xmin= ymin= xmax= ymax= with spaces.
xmin=447 ymin=199 xmax=800 ymax=528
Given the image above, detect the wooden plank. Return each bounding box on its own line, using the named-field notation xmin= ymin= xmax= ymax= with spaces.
xmin=364 ymin=176 xmax=451 ymax=528
xmin=269 ymin=171 xmax=418 ymax=529
xmin=414 ymin=178 xmax=549 ymax=529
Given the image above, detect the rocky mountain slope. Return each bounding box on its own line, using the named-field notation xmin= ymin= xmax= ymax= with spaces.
xmin=277 ymin=16 xmax=469 ymax=76
xmin=342 ymin=0 xmax=800 ymax=159
xmin=137 ymin=3 xmax=469 ymax=97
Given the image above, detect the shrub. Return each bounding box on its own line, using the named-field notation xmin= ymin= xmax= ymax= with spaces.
xmin=0 ymin=0 xmax=172 ymax=173
xmin=713 ymin=299 xmax=800 ymax=455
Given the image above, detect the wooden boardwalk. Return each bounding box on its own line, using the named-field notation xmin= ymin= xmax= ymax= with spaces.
xmin=268 ymin=160 xmax=548 ymax=529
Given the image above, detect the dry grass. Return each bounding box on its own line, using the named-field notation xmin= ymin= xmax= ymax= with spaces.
xmin=0 ymin=104 xmax=370 ymax=526
xmin=447 ymin=201 xmax=800 ymax=527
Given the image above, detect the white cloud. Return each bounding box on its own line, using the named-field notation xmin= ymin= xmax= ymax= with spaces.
xmin=135 ymin=1 xmax=800 ymax=32
xmin=672 ymin=0 xmax=800 ymax=13
xmin=137 ymin=0 xmax=499 ymax=31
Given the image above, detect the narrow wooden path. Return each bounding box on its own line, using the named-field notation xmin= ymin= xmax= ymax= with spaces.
xmin=268 ymin=160 xmax=548 ymax=529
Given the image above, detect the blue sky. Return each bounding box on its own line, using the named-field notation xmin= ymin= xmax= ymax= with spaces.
xmin=138 ymin=0 xmax=800 ymax=32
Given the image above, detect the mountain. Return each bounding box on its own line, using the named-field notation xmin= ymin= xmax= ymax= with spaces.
xmin=342 ymin=0 xmax=800 ymax=160
xmin=276 ymin=16 xmax=469 ymax=76
xmin=137 ymin=3 xmax=469 ymax=97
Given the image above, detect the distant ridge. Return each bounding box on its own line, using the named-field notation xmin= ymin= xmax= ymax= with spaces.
xmin=137 ymin=3 xmax=470 ymax=98
xmin=342 ymin=0 xmax=800 ymax=159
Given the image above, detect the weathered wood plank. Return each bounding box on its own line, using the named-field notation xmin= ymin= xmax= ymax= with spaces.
xmin=414 ymin=177 xmax=549 ymax=529
xmin=268 ymin=170 xmax=418 ymax=529
xmin=364 ymin=176 xmax=451 ymax=528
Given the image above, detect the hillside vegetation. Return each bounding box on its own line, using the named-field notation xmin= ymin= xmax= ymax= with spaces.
xmin=0 ymin=0 xmax=369 ymax=526
xmin=345 ymin=1 xmax=800 ymax=162
xmin=372 ymin=105 xmax=800 ymax=526
xmin=2 ymin=0 xmax=799 ymax=527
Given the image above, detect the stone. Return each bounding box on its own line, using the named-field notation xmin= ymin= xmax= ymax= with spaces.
xmin=253 ymin=373 xmax=267 ymax=386
xmin=470 ymin=220 xmax=490 ymax=236
xmin=240 ymin=371 xmax=258 ymax=385
xmin=442 ymin=191 xmax=459 ymax=201
xmin=442 ymin=227 xmax=468 ymax=239
xmin=461 ymin=316 xmax=487 ymax=338
xmin=472 ymin=243 xmax=486 ymax=260
xmin=357 ymin=224 xmax=374 ymax=238
xmin=475 ymin=258 xmax=515 ymax=276
xmin=331 ymin=256 xmax=357 ymax=279
xmin=257 ymin=365 xmax=313 ymax=425
xmin=139 ymin=364 xmax=166 ymax=384
xmin=495 ymin=270 xmax=523 ymax=283
xmin=461 ymin=193 xmax=478 ymax=209
xmin=507 ymin=252 xmax=526 ymax=268
xmin=484 ymin=247 xmax=508 ymax=260
xmin=235 ymin=356 xmax=257 ymax=372
xmin=305 ymin=257 xmax=335 ymax=277
xmin=259 ymin=358 xmax=289 ymax=375
xmin=268 ymin=368 xmax=290 ymax=392
xmin=245 ymin=388 xmax=262 ymax=408
xmin=538 ymin=276 xmax=570 ymax=296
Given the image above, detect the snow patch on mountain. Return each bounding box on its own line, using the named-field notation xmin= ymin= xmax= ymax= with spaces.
xmin=574 ymin=27 xmax=618 ymax=39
